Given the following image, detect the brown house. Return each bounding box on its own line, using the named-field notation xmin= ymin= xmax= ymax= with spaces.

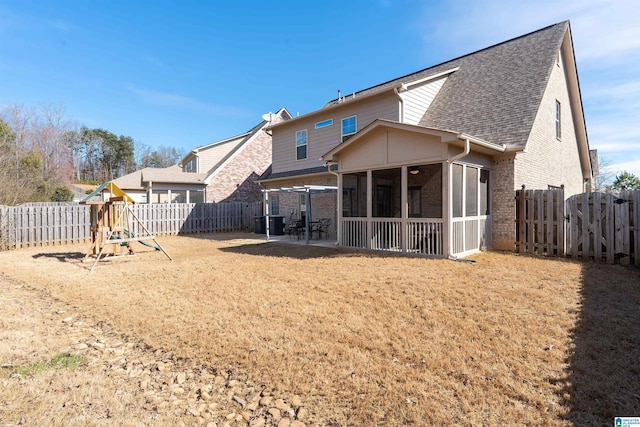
xmin=107 ymin=108 xmax=291 ymax=204
xmin=259 ymin=21 xmax=592 ymax=258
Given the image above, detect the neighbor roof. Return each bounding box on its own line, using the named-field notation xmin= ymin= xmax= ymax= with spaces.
xmin=111 ymin=166 xmax=206 ymax=190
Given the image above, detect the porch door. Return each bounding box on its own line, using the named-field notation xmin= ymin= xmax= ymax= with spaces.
xmin=375 ymin=185 xmax=393 ymax=217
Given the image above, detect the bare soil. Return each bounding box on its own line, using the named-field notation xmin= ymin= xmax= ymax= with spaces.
xmin=1 ymin=233 xmax=639 ymax=426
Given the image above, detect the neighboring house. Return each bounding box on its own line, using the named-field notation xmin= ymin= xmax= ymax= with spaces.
xmin=105 ymin=108 xmax=291 ymax=204
xmin=259 ymin=21 xmax=592 ymax=258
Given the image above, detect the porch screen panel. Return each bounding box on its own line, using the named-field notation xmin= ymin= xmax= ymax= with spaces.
xmin=190 ymin=190 xmax=205 ymax=204
xmin=407 ymin=163 xmax=442 ymax=218
xmin=343 ymin=172 xmax=367 ymax=217
xmin=372 ymin=168 xmax=401 ymax=218
xmin=465 ymin=167 xmax=478 ymax=216
xmin=480 ymin=170 xmax=490 ymax=215
xmin=452 ymin=164 xmax=463 ymax=218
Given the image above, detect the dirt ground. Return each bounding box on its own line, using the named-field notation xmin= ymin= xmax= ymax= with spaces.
xmin=1 ymin=233 xmax=639 ymax=426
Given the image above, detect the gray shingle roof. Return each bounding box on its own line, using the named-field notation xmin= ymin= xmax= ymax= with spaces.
xmin=326 ymin=21 xmax=569 ymax=148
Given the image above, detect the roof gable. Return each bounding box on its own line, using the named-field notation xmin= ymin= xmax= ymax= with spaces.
xmin=419 ymin=21 xmax=569 ymax=148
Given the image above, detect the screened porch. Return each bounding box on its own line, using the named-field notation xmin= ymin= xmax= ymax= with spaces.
xmin=338 ymin=162 xmax=491 ymax=258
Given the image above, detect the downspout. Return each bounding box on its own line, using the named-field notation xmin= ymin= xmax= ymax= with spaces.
xmin=326 ymin=161 xmax=340 ymax=245
xmin=393 ymin=87 xmax=404 ymax=123
xmin=447 ymin=138 xmax=471 ymax=259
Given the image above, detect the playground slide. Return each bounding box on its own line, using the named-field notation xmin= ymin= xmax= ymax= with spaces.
xmin=123 ymin=229 xmax=161 ymax=251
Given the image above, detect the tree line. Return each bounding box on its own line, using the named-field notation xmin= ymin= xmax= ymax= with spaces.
xmin=0 ymin=104 xmax=184 ymax=205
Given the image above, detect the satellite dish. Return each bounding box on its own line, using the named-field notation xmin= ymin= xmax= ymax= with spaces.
xmin=261 ymin=112 xmax=273 ymax=122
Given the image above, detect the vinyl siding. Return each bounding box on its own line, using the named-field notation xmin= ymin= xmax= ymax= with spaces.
xmin=272 ymin=92 xmax=399 ymax=174
xmin=401 ymin=77 xmax=447 ymax=125
xmin=197 ymin=136 xmax=246 ymax=173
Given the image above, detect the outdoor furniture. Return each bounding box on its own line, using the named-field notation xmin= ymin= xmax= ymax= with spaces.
xmin=284 ymin=219 xmax=301 ymax=240
xmin=313 ymin=218 xmax=331 ymax=240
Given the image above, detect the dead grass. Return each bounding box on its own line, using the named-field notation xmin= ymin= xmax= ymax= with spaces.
xmin=1 ymin=232 xmax=639 ymax=425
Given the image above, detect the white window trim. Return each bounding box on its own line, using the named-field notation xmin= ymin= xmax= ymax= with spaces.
xmin=315 ymin=119 xmax=333 ymax=129
xmin=341 ymin=115 xmax=357 ymax=142
xmin=296 ymin=129 xmax=308 ymax=160
xmin=555 ymin=100 xmax=561 ymax=140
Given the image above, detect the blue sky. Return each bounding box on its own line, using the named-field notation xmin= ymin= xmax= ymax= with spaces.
xmin=1 ymin=0 xmax=639 ymax=178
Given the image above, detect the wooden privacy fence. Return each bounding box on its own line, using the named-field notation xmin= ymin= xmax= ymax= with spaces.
xmin=515 ymin=189 xmax=565 ymax=256
xmin=0 ymin=201 xmax=263 ymax=251
xmin=566 ymin=191 xmax=639 ymax=267
xmin=516 ymin=189 xmax=640 ymax=266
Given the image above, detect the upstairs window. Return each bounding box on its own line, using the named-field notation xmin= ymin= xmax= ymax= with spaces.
xmin=341 ymin=116 xmax=357 ymax=142
xmin=315 ymin=119 xmax=333 ymax=129
xmin=555 ymin=100 xmax=561 ymax=140
xmin=296 ymin=129 xmax=307 ymax=160
xmin=183 ymin=157 xmax=198 ymax=173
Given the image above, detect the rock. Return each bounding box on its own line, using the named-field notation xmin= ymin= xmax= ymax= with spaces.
xmin=277 ymin=419 xmax=291 ymax=427
xmin=259 ymin=396 xmax=273 ymax=407
xmin=176 ymin=372 xmax=187 ymax=384
xmin=249 ymin=417 xmax=266 ymax=427
xmin=214 ymin=376 xmax=225 ymax=386
xmin=296 ymin=407 xmax=308 ymax=420
xmin=62 ymin=316 xmax=73 ymax=323
xmin=74 ymin=343 xmax=88 ymax=350
xmin=290 ymin=421 xmax=306 ymax=427
xmin=246 ymin=391 xmax=261 ymax=402
xmin=241 ymin=411 xmax=252 ymax=421
xmin=246 ymin=401 xmax=259 ymax=411
xmin=188 ymin=407 xmax=200 ymax=417
xmin=291 ymin=395 xmax=303 ymax=408
xmin=205 ymin=422 xmax=217 ymax=427
xmin=232 ymin=395 xmax=246 ymax=408
xmin=227 ymin=379 xmax=239 ymax=388
xmin=170 ymin=386 xmax=185 ymax=395
xmin=274 ymin=399 xmax=290 ymax=412
xmin=268 ymin=407 xmax=282 ymax=420
xmin=225 ymin=413 xmax=236 ymax=420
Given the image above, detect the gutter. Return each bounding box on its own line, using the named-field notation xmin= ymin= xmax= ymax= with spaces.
xmin=393 ymin=87 xmax=405 ymax=123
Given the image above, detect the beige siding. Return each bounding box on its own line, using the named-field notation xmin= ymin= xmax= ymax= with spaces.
xmin=401 ymin=77 xmax=447 ymax=125
xmin=514 ymin=47 xmax=584 ymax=198
xmin=338 ymin=128 xmax=449 ymax=172
xmin=272 ymin=92 xmax=399 ymax=174
xmin=197 ymin=136 xmax=245 ymax=173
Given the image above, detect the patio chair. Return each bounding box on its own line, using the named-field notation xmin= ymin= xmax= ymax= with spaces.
xmin=313 ymin=218 xmax=331 ymax=240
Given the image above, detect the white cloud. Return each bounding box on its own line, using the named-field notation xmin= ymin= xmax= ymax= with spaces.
xmin=127 ymin=85 xmax=251 ymax=117
xmin=418 ymin=0 xmax=640 ymax=65
xmin=608 ymin=158 xmax=640 ymax=178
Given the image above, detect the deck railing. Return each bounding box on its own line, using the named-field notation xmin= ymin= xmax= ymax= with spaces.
xmin=341 ymin=217 xmax=444 ymax=256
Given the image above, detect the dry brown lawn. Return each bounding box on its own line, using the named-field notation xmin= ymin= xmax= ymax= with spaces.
xmin=1 ymin=233 xmax=639 ymax=426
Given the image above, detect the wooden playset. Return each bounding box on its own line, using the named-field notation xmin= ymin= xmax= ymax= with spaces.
xmin=81 ymin=182 xmax=172 ymax=271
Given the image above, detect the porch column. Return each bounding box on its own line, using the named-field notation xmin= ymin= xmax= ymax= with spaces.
xmin=147 ymin=182 xmax=153 ymax=204
xmin=366 ymin=170 xmax=372 ymax=250
xmin=401 ymin=166 xmax=408 ymax=252
xmin=443 ymin=161 xmax=450 ymax=257
xmin=264 ymin=190 xmax=270 ymax=241
xmin=336 ymin=173 xmax=343 ymax=245
xmin=305 ymin=191 xmax=311 ymax=244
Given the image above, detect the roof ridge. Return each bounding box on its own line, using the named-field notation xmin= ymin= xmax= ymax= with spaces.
xmin=325 ymin=20 xmax=569 ymax=106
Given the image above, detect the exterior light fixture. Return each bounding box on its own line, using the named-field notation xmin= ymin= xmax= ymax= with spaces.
xmin=409 ymin=166 xmax=420 ymax=175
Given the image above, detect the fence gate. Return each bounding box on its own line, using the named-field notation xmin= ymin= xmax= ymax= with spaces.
xmin=566 ymin=191 xmax=639 ymax=266
xmin=515 ymin=189 xmax=565 ymax=256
